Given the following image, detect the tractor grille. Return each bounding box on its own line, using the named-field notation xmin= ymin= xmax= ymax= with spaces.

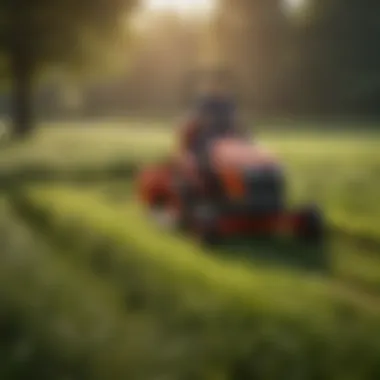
xmin=242 ymin=167 xmax=285 ymax=211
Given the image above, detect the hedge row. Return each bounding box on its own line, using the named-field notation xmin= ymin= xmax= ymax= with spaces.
xmin=10 ymin=186 xmax=380 ymax=380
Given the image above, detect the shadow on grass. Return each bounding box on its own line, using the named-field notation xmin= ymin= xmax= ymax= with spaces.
xmin=331 ymin=226 xmax=380 ymax=254
xmin=0 ymin=161 xmax=138 ymax=193
xmin=213 ymin=237 xmax=331 ymax=275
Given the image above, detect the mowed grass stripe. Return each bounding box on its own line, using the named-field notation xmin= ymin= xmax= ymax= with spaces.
xmin=93 ymin=187 xmax=380 ymax=309
xmin=0 ymin=203 xmax=168 ymax=380
xmin=89 ymin=175 xmax=380 ymax=300
xmin=11 ymin=186 xmax=380 ymax=316
xmin=11 ymin=186 xmax=380 ymax=378
xmin=2 ymin=125 xmax=380 ymax=242
xmin=97 ymin=177 xmax=380 ymax=296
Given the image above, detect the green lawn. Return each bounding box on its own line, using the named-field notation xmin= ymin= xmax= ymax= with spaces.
xmin=1 ymin=121 xmax=380 ymax=379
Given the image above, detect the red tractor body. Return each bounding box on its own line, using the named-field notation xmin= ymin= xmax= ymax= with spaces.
xmin=137 ymin=137 xmax=323 ymax=244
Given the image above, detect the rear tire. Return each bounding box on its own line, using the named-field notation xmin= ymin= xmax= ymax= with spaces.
xmin=173 ymin=176 xmax=200 ymax=232
xmin=192 ymin=224 xmax=220 ymax=246
xmin=296 ymin=205 xmax=325 ymax=243
xmin=198 ymin=229 xmax=220 ymax=246
xmin=191 ymin=204 xmax=221 ymax=246
xmin=151 ymin=194 xmax=168 ymax=210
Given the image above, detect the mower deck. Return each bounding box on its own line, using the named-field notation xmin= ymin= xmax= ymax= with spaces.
xmin=187 ymin=202 xmax=324 ymax=245
xmin=215 ymin=212 xmax=300 ymax=236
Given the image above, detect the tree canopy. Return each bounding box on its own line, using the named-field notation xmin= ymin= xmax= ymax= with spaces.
xmin=215 ymin=0 xmax=380 ymax=116
xmin=0 ymin=0 xmax=138 ymax=135
xmin=291 ymin=0 xmax=380 ymax=115
xmin=3 ymin=0 xmax=380 ymax=124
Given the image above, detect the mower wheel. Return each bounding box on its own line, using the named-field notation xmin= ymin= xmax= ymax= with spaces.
xmin=195 ymin=228 xmax=220 ymax=246
xmin=296 ymin=205 xmax=325 ymax=243
xmin=191 ymin=204 xmax=221 ymax=246
xmin=151 ymin=194 xmax=169 ymax=210
xmin=173 ymin=177 xmax=198 ymax=231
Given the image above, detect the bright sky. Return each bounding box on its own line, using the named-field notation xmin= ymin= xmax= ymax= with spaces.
xmin=287 ymin=0 xmax=304 ymax=8
xmin=144 ymin=0 xmax=303 ymax=14
xmin=144 ymin=0 xmax=216 ymax=15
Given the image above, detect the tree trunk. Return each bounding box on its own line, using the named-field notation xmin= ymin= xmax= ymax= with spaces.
xmin=10 ymin=52 xmax=34 ymax=138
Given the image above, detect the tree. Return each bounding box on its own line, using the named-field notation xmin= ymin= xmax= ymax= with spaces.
xmin=0 ymin=0 xmax=138 ymax=136
xmin=213 ymin=0 xmax=290 ymax=114
xmin=82 ymin=11 xmax=204 ymax=115
xmin=288 ymin=0 xmax=380 ymax=116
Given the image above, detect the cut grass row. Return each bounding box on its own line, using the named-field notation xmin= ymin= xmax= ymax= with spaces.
xmin=97 ymin=178 xmax=380 ymax=296
xmin=0 ymin=202 xmax=169 ymax=380
xmin=9 ymin=186 xmax=380 ymax=379
xmin=2 ymin=126 xmax=379 ymax=245
xmin=2 ymin=200 xmax=254 ymax=380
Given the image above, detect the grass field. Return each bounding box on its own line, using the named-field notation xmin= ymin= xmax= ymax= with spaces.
xmin=1 ymin=121 xmax=380 ymax=379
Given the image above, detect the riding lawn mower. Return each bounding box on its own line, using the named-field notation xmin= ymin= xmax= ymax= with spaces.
xmin=136 ymin=137 xmax=324 ymax=246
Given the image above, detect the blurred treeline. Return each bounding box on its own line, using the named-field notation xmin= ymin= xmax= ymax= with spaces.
xmin=1 ymin=0 xmax=380 ymax=121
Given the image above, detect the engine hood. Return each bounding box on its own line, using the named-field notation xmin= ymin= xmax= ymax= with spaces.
xmin=210 ymin=138 xmax=279 ymax=170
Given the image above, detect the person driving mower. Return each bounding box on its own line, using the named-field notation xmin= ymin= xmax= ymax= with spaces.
xmin=178 ymin=76 xmax=248 ymax=197
xmin=179 ymin=78 xmax=247 ymax=154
